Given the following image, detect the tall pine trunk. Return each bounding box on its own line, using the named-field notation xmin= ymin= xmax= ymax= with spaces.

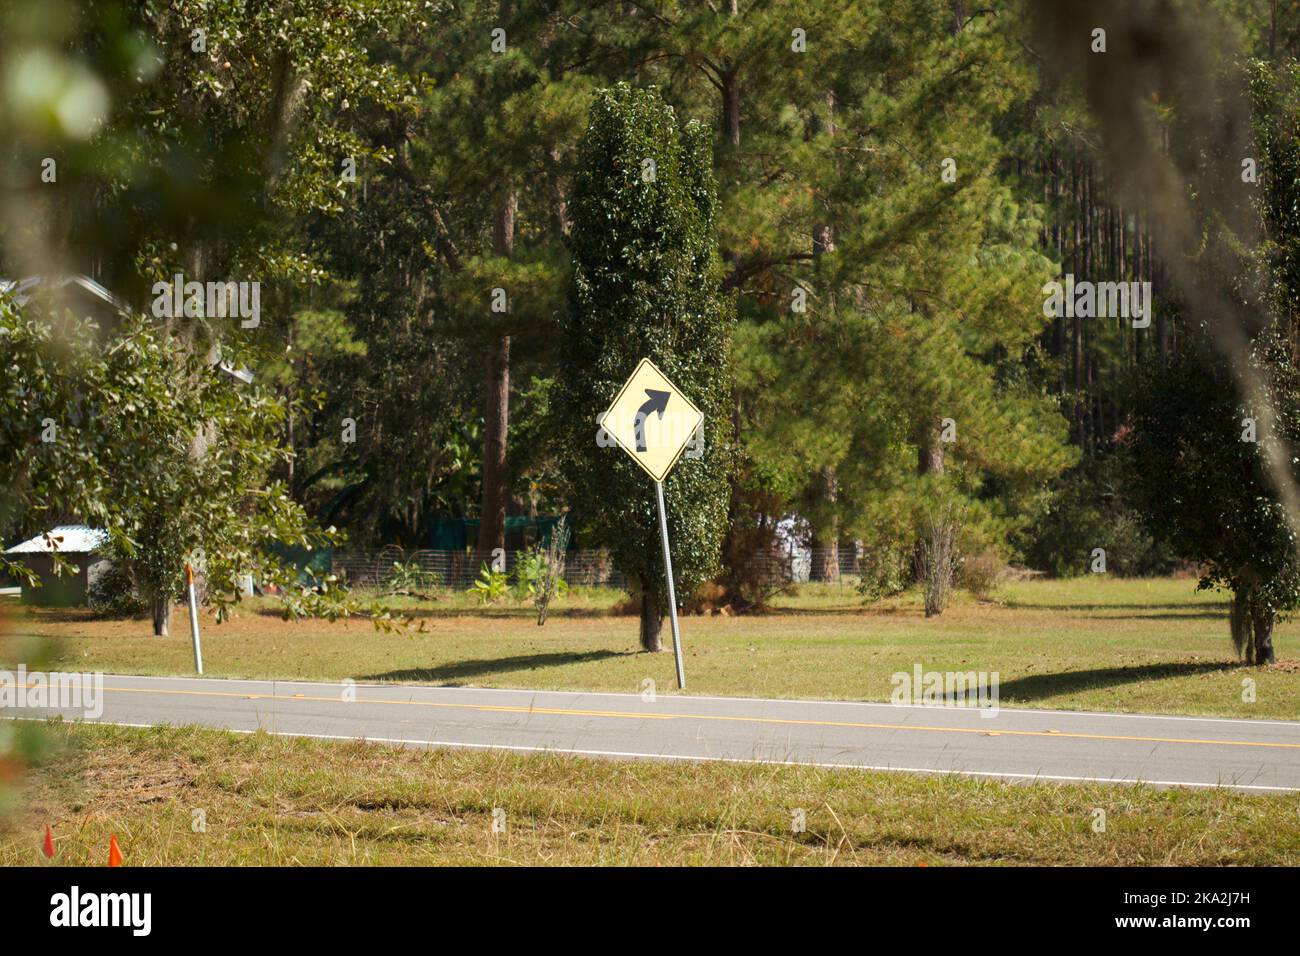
xmin=477 ymin=188 xmax=515 ymax=560
xmin=477 ymin=333 xmax=510 ymax=558
xmin=913 ymin=421 xmax=946 ymax=593
xmin=722 ymin=76 xmax=740 ymax=148
xmin=721 ymin=1 xmax=740 ymax=148
xmin=807 ymin=92 xmax=838 ymax=582
xmin=809 ymin=466 xmax=839 ymax=581
xmin=917 ymin=423 xmax=945 ymax=476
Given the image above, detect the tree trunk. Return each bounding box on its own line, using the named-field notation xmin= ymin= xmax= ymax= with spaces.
xmin=477 ymin=187 xmax=515 ymax=560
xmin=806 ymin=92 xmax=838 ymax=585
xmin=1252 ymin=605 xmax=1277 ymax=665
xmin=913 ymin=421 xmax=946 ymax=583
xmin=549 ymin=146 xmax=571 ymax=236
xmin=1071 ymin=160 xmax=1084 ymax=446
xmin=285 ymin=320 xmax=295 ymax=489
xmin=917 ymin=422 xmax=945 ymax=476
xmin=152 ymin=596 xmax=171 ymax=637
xmin=808 ymin=466 xmax=839 ymax=581
xmin=808 ymin=535 xmax=838 ymax=581
xmin=1051 ymin=150 xmax=1065 ymax=364
xmin=639 ymin=588 xmax=663 ymax=652
xmin=722 ymin=74 xmax=741 ymax=149
xmin=1230 ymin=588 xmax=1254 ymax=663
xmin=476 ymin=333 xmax=510 ymax=558
xmin=720 ymin=0 xmax=741 ymax=153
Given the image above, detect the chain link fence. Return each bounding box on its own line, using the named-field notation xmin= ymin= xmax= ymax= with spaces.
xmin=329 ymin=546 xmax=868 ymax=597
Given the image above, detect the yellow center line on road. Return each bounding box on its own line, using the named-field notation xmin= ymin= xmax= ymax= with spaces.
xmin=92 ymin=684 xmax=1300 ymax=751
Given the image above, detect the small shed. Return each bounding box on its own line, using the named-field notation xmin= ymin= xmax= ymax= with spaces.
xmin=3 ymin=526 xmax=110 ymax=607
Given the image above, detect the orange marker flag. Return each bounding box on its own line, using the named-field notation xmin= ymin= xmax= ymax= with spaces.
xmin=108 ymin=834 xmax=123 ymax=867
xmin=42 ymin=825 xmax=55 ymax=859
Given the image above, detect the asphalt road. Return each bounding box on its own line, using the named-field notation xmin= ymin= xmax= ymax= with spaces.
xmin=7 ymin=673 xmax=1300 ymax=791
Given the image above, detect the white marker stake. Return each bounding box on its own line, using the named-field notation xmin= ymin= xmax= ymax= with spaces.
xmin=185 ymin=562 xmax=204 ymax=675
xmin=655 ymin=480 xmax=685 ymax=690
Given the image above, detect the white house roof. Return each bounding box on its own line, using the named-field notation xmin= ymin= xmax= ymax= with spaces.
xmin=2 ymin=275 xmax=254 ymax=383
xmin=4 ymin=525 xmax=108 ymax=554
xmin=0 ymin=274 xmax=133 ymax=314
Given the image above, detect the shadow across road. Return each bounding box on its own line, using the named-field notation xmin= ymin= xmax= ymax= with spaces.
xmin=993 ymin=660 xmax=1239 ymax=704
xmin=358 ymin=649 xmax=635 ymax=685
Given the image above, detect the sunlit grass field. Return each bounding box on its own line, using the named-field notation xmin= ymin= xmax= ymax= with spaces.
xmin=2 ymin=721 xmax=1296 ymax=866
xmin=2 ymin=575 xmax=1297 ymax=719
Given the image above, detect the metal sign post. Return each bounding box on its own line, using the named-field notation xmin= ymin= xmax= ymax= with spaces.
xmin=185 ymin=562 xmax=204 ymax=675
xmin=654 ymin=480 xmax=686 ymax=690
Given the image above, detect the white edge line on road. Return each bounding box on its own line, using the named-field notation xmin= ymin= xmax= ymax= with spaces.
xmin=74 ymin=672 xmax=1300 ymax=729
xmin=12 ymin=716 xmax=1300 ymax=793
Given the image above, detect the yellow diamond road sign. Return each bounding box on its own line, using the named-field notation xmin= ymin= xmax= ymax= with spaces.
xmin=601 ymin=358 xmax=704 ymax=483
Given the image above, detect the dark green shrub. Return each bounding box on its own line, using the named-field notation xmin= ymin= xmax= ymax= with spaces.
xmin=554 ymin=84 xmax=734 ymax=650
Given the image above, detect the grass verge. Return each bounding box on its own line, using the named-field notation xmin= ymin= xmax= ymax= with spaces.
xmin=4 ymin=577 xmax=1298 ymax=720
xmin=1 ymin=721 xmax=1298 ymax=866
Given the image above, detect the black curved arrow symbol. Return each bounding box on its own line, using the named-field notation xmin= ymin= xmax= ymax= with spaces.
xmin=634 ymin=389 xmax=671 ymax=452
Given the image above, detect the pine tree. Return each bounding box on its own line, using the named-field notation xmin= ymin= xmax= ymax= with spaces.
xmin=717 ymin=2 xmax=1074 ymax=603
xmin=290 ymin=2 xmax=590 ymax=546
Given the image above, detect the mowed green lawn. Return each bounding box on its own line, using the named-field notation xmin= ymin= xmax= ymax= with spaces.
xmin=3 ymin=575 xmax=1298 ymax=719
xmin=2 ymin=721 xmax=1296 ymax=866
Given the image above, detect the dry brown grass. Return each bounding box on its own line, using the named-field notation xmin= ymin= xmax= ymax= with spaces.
xmin=2 ymin=722 xmax=1297 ymax=866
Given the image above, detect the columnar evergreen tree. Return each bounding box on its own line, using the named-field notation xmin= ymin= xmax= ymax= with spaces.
xmin=556 ymin=83 xmax=733 ymax=650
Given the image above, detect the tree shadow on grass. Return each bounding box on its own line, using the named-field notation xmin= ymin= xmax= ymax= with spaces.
xmin=765 ymin=605 xmax=908 ymax=617
xmin=18 ymin=606 xmax=132 ymax=624
xmin=358 ymin=649 xmax=636 ymax=684
xmin=770 ymin=601 xmax=1233 ymax=619
xmin=1000 ymin=602 xmax=1228 ymax=617
xmin=1111 ymin=610 xmax=1227 ymax=620
xmin=995 ymin=660 xmax=1239 ymax=704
